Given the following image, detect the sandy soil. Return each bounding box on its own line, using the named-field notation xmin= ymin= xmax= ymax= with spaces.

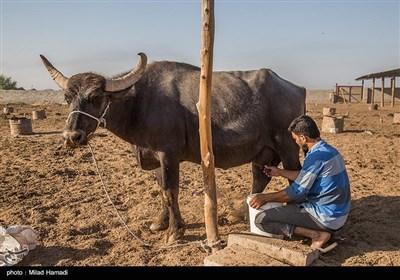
xmin=1 ymin=89 xmax=399 ymax=266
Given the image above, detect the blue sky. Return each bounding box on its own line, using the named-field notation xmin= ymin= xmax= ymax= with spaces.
xmin=1 ymin=0 xmax=399 ymax=90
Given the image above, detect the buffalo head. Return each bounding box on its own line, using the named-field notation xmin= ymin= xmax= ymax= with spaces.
xmin=40 ymin=53 xmax=147 ymax=147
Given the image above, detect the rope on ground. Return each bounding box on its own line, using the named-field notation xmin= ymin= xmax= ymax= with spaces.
xmin=157 ymin=239 xmax=226 ymax=253
xmin=199 ymin=238 xmax=225 ymax=253
xmin=88 ymin=142 xmax=152 ymax=248
xmin=88 ymin=140 xmax=226 ymax=252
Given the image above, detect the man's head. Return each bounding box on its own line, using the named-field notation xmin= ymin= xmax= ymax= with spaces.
xmin=288 ymin=115 xmax=320 ymax=152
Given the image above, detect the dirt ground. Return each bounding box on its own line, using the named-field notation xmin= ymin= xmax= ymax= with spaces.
xmin=1 ymin=90 xmax=399 ymax=266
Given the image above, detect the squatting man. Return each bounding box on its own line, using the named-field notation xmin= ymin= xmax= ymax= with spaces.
xmin=249 ymin=115 xmax=351 ymax=252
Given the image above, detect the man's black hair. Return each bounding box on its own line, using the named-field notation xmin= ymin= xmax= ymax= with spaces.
xmin=288 ymin=115 xmax=320 ymax=138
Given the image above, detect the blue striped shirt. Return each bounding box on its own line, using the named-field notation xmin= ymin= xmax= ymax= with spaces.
xmin=285 ymin=140 xmax=351 ymax=230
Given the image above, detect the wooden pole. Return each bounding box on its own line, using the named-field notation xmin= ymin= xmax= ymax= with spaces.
xmin=381 ymin=77 xmax=385 ymax=107
xmin=196 ymin=0 xmax=221 ymax=253
xmin=391 ymin=77 xmax=396 ymax=107
xmin=361 ymin=80 xmax=364 ymax=101
xmin=372 ymin=78 xmax=375 ymax=105
xmin=349 ymin=86 xmax=352 ymax=103
xmin=335 ymin=83 xmax=338 ymax=102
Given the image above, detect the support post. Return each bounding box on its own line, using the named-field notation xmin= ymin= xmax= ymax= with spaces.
xmin=361 ymin=80 xmax=364 ymax=101
xmin=349 ymin=86 xmax=352 ymax=103
xmin=381 ymin=77 xmax=385 ymax=107
xmin=196 ymin=0 xmax=221 ymax=253
xmin=391 ymin=77 xmax=395 ymax=107
xmin=335 ymin=83 xmax=338 ymax=99
xmin=372 ymin=78 xmax=375 ymax=106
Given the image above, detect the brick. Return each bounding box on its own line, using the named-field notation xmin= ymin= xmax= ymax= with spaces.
xmin=227 ymin=232 xmax=319 ymax=266
xmin=204 ymin=243 xmax=288 ymax=266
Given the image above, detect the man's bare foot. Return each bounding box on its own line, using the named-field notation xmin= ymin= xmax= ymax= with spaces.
xmin=294 ymin=227 xmax=337 ymax=252
xmin=311 ymin=231 xmax=331 ymax=249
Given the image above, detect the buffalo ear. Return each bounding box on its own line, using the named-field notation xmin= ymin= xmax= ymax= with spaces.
xmin=64 ymin=92 xmax=74 ymax=105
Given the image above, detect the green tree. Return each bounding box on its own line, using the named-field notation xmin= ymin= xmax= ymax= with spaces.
xmin=0 ymin=74 xmax=18 ymax=90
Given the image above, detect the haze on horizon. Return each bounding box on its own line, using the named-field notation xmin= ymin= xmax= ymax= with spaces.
xmin=1 ymin=0 xmax=399 ymax=90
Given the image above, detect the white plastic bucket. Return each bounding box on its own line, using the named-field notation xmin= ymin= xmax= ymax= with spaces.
xmin=247 ymin=194 xmax=283 ymax=237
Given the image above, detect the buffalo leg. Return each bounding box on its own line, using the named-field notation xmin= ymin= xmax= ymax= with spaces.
xmin=251 ymin=147 xmax=280 ymax=194
xmin=157 ymin=153 xmax=186 ymax=244
xmin=251 ymin=163 xmax=271 ymax=194
xmin=149 ymin=168 xmax=169 ymax=231
xmin=278 ymin=139 xmax=302 ymax=184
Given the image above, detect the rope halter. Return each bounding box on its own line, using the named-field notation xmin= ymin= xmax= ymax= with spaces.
xmin=66 ymin=102 xmax=111 ymax=132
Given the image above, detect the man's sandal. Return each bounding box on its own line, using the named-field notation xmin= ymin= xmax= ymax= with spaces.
xmin=311 ymin=242 xmax=338 ymax=253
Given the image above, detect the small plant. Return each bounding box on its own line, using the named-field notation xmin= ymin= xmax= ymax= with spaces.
xmin=0 ymin=74 xmax=18 ymax=90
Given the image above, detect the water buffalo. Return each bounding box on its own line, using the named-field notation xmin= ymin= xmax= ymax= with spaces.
xmin=40 ymin=52 xmax=306 ymax=243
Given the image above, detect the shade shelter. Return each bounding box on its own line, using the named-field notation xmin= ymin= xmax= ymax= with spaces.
xmin=355 ymin=68 xmax=400 ymax=107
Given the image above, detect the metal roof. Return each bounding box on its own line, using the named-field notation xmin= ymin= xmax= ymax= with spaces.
xmin=355 ymin=68 xmax=400 ymax=81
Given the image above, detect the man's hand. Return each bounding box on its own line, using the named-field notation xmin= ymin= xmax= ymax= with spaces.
xmin=250 ymin=190 xmax=292 ymax=208
xmin=264 ymin=165 xmax=300 ymax=181
xmin=249 ymin=193 xmax=268 ymax=210
xmin=263 ymin=165 xmax=281 ymax=177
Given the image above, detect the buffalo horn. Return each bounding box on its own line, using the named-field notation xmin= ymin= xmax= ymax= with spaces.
xmin=105 ymin=52 xmax=147 ymax=92
xmin=40 ymin=54 xmax=69 ymax=90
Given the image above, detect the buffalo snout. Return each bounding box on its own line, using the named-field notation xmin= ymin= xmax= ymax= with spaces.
xmin=62 ymin=129 xmax=87 ymax=147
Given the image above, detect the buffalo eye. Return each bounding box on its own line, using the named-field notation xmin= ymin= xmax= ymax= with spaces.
xmin=89 ymin=95 xmax=104 ymax=104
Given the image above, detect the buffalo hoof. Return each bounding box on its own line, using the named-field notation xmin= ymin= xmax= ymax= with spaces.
xmin=164 ymin=227 xmax=186 ymax=244
xmin=150 ymin=220 xmax=168 ymax=232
